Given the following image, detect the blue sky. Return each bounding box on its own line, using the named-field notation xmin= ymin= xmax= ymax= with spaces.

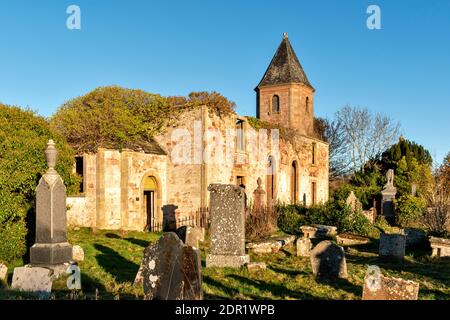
xmin=0 ymin=0 xmax=449 ymax=162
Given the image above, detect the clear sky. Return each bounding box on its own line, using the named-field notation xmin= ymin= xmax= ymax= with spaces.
xmin=0 ymin=0 xmax=449 ymax=162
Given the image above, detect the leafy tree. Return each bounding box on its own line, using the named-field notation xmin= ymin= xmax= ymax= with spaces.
xmin=0 ymin=104 xmax=78 ymax=263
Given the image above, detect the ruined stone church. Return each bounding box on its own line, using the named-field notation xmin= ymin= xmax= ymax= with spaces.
xmin=67 ymin=34 xmax=329 ymax=231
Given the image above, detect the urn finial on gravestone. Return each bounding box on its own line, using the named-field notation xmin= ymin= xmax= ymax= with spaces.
xmin=29 ymin=139 xmax=73 ymax=267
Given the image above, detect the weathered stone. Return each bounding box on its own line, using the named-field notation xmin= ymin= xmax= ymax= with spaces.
xmin=142 ymin=232 xmax=202 ymax=300
xmin=403 ymin=228 xmax=427 ymax=247
xmin=381 ymin=169 xmax=397 ymax=219
xmin=362 ymin=208 xmax=376 ymax=224
xmin=72 ymin=245 xmax=85 ymax=262
xmin=296 ymin=237 xmax=312 ymax=257
xmin=336 ymin=233 xmax=370 ymax=246
xmin=429 ymin=237 xmax=450 ymax=258
xmin=30 ymin=140 xmax=72 ymax=266
xmin=247 ymin=262 xmax=266 ymax=272
xmin=11 ymin=266 xmax=53 ymax=299
xmin=379 ymin=233 xmax=405 ymax=260
xmin=310 ymin=241 xmax=348 ymax=279
xmin=206 ymin=184 xmax=249 ymax=268
xmin=346 ymin=191 xmax=362 ymax=213
xmin=252 ymin=177 xmax=266 ymax=213
xmin=246 ymin=235 xmax=295 ymax=254
xmin=0 ymin=263 xmax=7 ymax=282
xmin=300 ymin=225 xmax=337 ymax=239
xmin=133 ymin=260 xmax=144 ymax=286
xmin=176 ymin=226 xmax=205 ymax=249
xmin=363 ymin=268 xmax=419 ymax=300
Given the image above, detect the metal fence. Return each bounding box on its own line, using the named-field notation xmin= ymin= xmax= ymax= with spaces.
xmin=148 ymin=207 xmax=209 ymax=232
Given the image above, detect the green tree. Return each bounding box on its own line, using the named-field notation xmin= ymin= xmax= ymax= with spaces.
xmin=0 ymin=104 xmax=78 ymax=263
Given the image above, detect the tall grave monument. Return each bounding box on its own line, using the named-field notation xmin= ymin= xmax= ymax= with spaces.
xmin=381 ymin=169 xmax=397 ymax=221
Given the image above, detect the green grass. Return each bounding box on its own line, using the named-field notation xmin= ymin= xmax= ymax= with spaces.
xmin=1 ymin=228 xmax=449 ymax=300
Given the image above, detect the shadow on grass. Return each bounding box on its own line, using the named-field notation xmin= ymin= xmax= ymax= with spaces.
xmin=93 ymin=244 xmax=139 ymax=283
xmin=124 ymin=237 xmax=150 ymax=248
xmin=105 ymin=233 xmax=121 ymax=239
xmin=267 ymin=265 xmax=309 ymax=277
xmin=315 ymin=276 xmax=362 ymax=297
xmin=226 ymin=274 xmax=321 ymax=300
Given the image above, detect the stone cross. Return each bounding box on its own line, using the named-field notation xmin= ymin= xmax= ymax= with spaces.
xmin=206 ymin=184 xmax=249 ymax=268
xmin=30 ymin=140 xmax=72 ymax=266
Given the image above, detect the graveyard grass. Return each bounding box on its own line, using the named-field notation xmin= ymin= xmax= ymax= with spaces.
xmin=1 ymin=227 xmax=449 ymax=300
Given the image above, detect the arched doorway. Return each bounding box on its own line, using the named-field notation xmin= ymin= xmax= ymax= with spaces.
xmin=142 ymin=176 xmax=158 ymax=231
xmin=266 ymin=155 xmax=276 ymax=207
xmin=291 ymin=160 xmax=298 ymax=204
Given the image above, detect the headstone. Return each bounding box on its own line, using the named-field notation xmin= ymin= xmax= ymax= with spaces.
xmin=300 ymin=225 xmax=337 ymax=239
xmin=362 ymin=266 xmax=419 ymax=300
xmin=247 ymin=262 xmax=266 ymax=272
xmin=30 ymin=140 xmax=72 ymax=266
xmin=379 ymin=233 xmax=405 ymax=260
xmin=246 ymin=235 xmax=296 ymax=254
xmin=142 ymin=232 xmax=202 ymax=300
xmin=11 ymin=266 xmax=53 ymax=299
xmin=336 ymin=233 xmax=370 ymax=246
xmin=310 ymin=240 xmax=348 ymax=279
xmin=429 ymin=237 xmax=450 ymax=258
xmin=252 ymin=177 xmax=266 ymax=213
xmin=134 ymin=260 xmax=144 ymax=286
xmin=381 ymin=169 xmax=397 ymax=219
xmin=296 ymin=237 xmax=312 ymax=257
xmin=176 ymin=226 xmax=205 ymax=249
xmin=403 ymin=228 xmax=427 ymax=247
xmin=0 ymin=263 xmax=7 ymax=282
xmin=346 ymin=191 xmax=362 ymax=213
xmin=72 ymin=245 xmax=85 ymax=262
xmin=206 ymin=184 xmax=249 ymax=268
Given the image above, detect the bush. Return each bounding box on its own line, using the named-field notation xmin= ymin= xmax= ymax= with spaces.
xmin=245 ymin=205 xmax=278 ymax=241
xmin=276 ymin=200 xmax=377 ymax=238
xmin=395 ymin=194 xmax=426 ymax=227
xmin=0 ymin=104 xmax=78 ymax=263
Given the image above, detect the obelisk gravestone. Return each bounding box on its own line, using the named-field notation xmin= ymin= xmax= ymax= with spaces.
xmin=30 ymin=139 xmax=72 ymax=266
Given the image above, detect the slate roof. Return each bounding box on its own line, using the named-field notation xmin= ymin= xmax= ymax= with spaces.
xmin=256 ymin=33 xmax=313 ymax=90
xmin=123 ymin=140 xmax=167 ymax=155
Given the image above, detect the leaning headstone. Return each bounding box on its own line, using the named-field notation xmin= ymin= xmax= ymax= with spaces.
xmin=296 ymin=238 xmax=312 ymax=257
xmin=381 ymin=169 xmax=397 ymax=219
xmin=142 ymin=232 xmax=202 ymax=300
xmin=72 ymin=245 xmax=85 ymax=262
xmin=346 ymin=191 xmax=362 ymax=213
xmin=403 ymin=228 xmax=427 ymax=248
xmin=429 ymin=237 xmax=450 ymax=258
xmin=30 ymin=140 xmax=72 ymax=266
xmin=0 ymin=263 xmax=7 ymax=282
xmin=379 ymin=233 xmax=405 ymax=260
xmin=310 ymin=241 xmax=348 ymax=279
xmin=11 ymin=266 xmax=53 ymax=299
xmin=206 ymin=184 xmax=249 ymax=268
xmin=176 ymin=226 xmax=205 ymax=249
xmin=362 ymin=265 xmax=419 ymax=300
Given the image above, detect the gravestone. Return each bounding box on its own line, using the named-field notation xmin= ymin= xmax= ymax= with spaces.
xmin=346 ymin=191 xmax=362 ymax=213
xmin=11 ymin=266 xmax=53 ymax=299
xmin=336 ymin=233 xmax=369 ymax=246
xmin=252 ymin=177 xmax=266 ymax=213
xmin=300 ymin=225 xmax=337 ymax=239
xmin=176 ymin=226 xmax=205 ymax=249
xmin=381 ymin=169 xmax=397 ymax=219
xmin=379 ymin=233 xmax=405 ymax=260
xmin=403 ymin=228 xmax=426 ymax=247
xmin=429 ymin=237 xmax=450 ymax=258
xmin=296 ymin=237 xmax=312 ymax=257
xmin=310 ymin=241 xmax=348 ymax=279
xmin=206 ymin=184 xmax=249 ymax=268
xmin=0 ymin=263 xmax=7 ymax=282
xmin=30 ymin=140 xmax=72 ymax=266
xmin=133 ymin=260 xmax=144 ymax=286
xmin=362 ymin=266 xmax=419 ymax=300
xmin=142 ymin=232 xmax=202 ymax=300
xmin=72 ymin=245 xmax=85 ymax=262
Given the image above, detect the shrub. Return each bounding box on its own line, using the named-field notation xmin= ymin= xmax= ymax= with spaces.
xmin=0 ymin=104 xmax=78 ymax=263
xmin=245 ymin=205 xmax=278 ymax=241
xmin=395 ymin=194 xmax=426 ymax=228
xmin=276 ymin=205 xmax=304 ymax=235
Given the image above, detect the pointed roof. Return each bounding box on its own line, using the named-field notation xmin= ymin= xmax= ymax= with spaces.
xmin=256 ymin=33 xmax=314 ymax=90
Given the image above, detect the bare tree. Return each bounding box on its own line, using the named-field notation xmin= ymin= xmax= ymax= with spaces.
xmin=334 ymin=105 xmax=401 ymax=174
xmin=321 ymin=118 xmax=352 ymax=177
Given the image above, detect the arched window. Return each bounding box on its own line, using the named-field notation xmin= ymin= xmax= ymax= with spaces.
xmin=272 ymin=95 xmax=280 ymax=113
xmin=291 ymin=161 xmax=298 ymax=204
xmin=306 ymin=97 xmax=310 ymax=113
